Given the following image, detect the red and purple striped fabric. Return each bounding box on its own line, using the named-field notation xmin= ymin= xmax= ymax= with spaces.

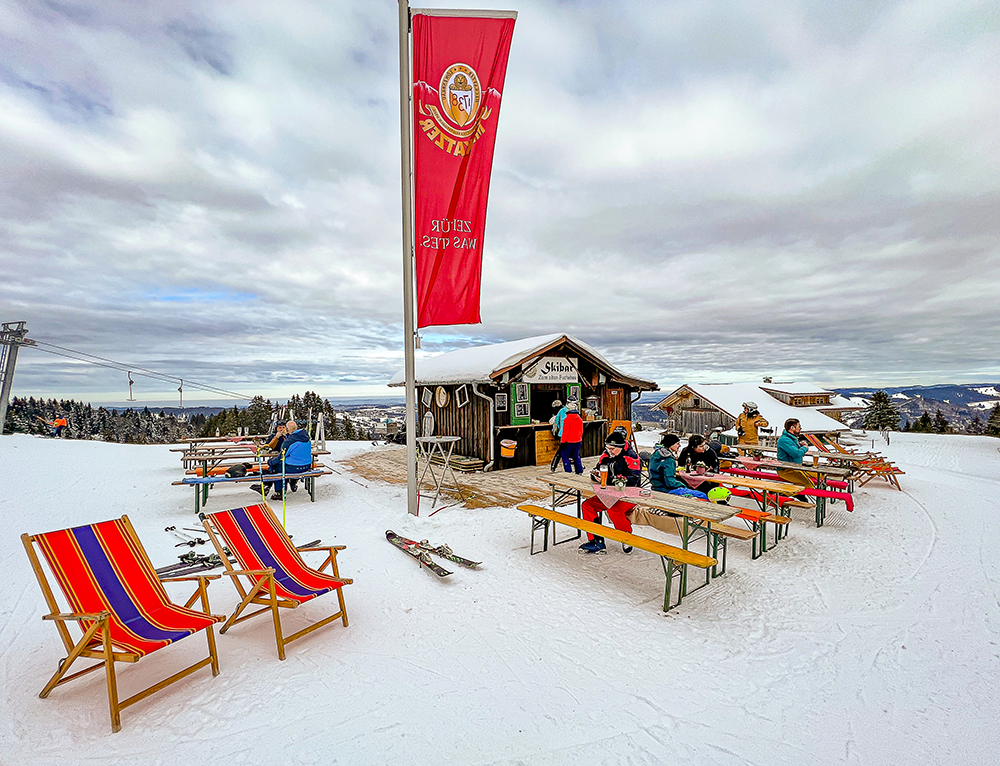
xmin=205 ymin=505 xmax=344 ymax=604
xmin=35 ymin=519 xmax=217 ymax=657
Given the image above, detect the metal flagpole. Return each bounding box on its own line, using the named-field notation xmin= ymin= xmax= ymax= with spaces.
xmin=398 ymin=0 xmax=418 ymax=515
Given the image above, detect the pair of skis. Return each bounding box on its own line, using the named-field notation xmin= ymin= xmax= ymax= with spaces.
xmin=155 ymin=538 xmax=322 ymax=579
xmin=385 ymin=530 xmax=480 ymax=578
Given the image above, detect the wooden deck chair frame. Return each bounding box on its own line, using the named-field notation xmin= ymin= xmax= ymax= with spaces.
xmin=200 ymin=503 xmax=352 ymax=660
xmin=21 ymin=515 xmax=224 ymax=733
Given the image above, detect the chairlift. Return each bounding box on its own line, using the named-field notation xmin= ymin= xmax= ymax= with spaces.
xmin=178 ymin=379 xmax=184 ymax=409
xmin=127 ymin=372 xmax=136 ymax=401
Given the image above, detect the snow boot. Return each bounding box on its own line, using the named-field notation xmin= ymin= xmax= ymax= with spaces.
xmin=622 ymin=543 xmax=633 ymax=554
xmin=249 ymin=484 xmax=262 ymax=494
xmin=579 ymin=538 xmax=607 ymax=555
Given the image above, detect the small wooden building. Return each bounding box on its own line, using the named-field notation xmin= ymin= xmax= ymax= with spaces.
xmin=388 ymin=334 xmax=658 ymax=470
xmin=651 ymin=381 xmax=857 ymax=443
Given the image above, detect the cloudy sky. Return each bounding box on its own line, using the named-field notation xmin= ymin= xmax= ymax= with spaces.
xmin=2 ymin=0 xmax=998 ymax=404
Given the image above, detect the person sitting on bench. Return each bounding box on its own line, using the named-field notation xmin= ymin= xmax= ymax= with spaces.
xmin=776 ymin=418 xmax=816 ymax=498
xmin=579 ymin=431 xmax=642 ymax=554
xmin=251 ymin=420 xmax=311 ymax=500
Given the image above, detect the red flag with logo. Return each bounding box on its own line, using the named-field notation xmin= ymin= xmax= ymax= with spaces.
xmin=411 ymin=12 xmax=516 ymax=328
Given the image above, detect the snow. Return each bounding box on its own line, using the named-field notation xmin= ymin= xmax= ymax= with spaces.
xmin=973 ymin=386 xmax=1000 ymax=397
xmin=969 ymin=400 xmax=1000 ymax=410
xmin=891 ymin=392 xmax=910 ymax=399
xmin=666 ymin=382 xmax=851 ymax=433
xmin=4 ymin=432 xmax=1000 ymax=764
xmin=387 ymin=333 xmax=655 ymax=388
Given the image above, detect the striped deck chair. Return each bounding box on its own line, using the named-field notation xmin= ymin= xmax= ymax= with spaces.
xmin=804 ymin=434 xmax=904 ymax=489
xmin=21 ymin=516 xmax=225 ymax=733
xmin=201 ymin=503 xmax=352 ymax=660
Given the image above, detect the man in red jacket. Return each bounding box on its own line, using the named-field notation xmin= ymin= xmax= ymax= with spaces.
xmin=559 ymin=401 xmax=584 ymax=474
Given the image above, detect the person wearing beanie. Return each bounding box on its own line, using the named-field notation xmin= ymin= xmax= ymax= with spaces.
xmin=578 ymin=429 xmax=642 ymax=554
xmin=648 ymin=433 xmax=687 ymax=494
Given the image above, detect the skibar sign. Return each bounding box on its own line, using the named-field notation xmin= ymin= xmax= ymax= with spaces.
xmin=411 ymin=12 xmax=516 ymax=329
xmin=523 ymin=357 xmax=578 ymax=384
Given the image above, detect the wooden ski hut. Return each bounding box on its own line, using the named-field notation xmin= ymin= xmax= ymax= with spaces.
xmin=388 ymin=334 xmax=658 ymax=470
xmin=651 ymin=382 xmax=855 ymax=442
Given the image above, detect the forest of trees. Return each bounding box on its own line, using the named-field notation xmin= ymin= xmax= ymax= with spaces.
xmin=3 ymin=396 xmax=200 ymax=443
xmin=3 ymin=392 xmax=373 ymax=444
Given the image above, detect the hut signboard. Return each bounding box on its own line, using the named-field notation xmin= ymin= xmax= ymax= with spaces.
xmin=523 ymin=357 xmax=578 ymax=383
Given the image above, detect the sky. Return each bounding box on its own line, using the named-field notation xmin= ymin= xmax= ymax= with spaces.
xmin=1 ymin=0 xmax=998 ymax=405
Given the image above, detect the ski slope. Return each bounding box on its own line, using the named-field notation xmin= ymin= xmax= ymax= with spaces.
xmin=2 ymin=432 xmax=999 ymax=765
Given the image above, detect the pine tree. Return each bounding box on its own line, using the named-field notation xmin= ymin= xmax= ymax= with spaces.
xmin=864 ymin=390 xmax=900 ymax=431
xmin=932 ymin=409 xmax=949 ymax=434
xmin=912 ymin=411 xmax=933 ymax=433
xmin=987 ymin=404 xmax=1000 ymax=437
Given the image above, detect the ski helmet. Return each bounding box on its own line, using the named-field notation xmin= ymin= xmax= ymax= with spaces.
xmin=707 ymin=487 xmax=732 ymax=504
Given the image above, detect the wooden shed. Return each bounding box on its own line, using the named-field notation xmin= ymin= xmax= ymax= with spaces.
xmin=651 ymin=381 xmax=856 ymax=443
xmin=388 ymin=334 xmax=658 ymax=470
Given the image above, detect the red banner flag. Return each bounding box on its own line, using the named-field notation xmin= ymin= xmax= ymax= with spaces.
xmin=411 ymin=12 xmax=516 ymax=328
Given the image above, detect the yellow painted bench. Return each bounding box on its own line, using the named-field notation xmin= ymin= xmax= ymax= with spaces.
xmin=517 ymin=505 xmax=716 ymax=612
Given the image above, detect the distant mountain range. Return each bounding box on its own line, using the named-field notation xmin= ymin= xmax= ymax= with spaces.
xmin=833 ymin=383 xmax=1000 ymax=430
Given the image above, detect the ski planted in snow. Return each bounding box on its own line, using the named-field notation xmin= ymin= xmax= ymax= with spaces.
xmin=385 ymin=530 xmax=452 ymax=577
xmin=391 ymin=532 xmax=480 ymax=569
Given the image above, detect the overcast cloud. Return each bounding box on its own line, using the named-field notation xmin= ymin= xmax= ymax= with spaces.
xmin=1 ymin=0 xmax=998 ymax=403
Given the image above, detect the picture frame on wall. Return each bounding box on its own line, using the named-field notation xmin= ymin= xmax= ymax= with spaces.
xmin=421 ymin=387 xmax=433 ymax=408
xmin=514 ymin=402 xmax=530 ymax=419
xmin=495 ymin=393 xmax=508 ymax=412
xmin=455 ymin=384 xmax=470 ymax=408
xmin=515 ymin=383 xmax=529 ymax=402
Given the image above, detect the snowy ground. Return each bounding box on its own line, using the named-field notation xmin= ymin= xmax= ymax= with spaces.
xmin=2 ymin=431 xmax=1000 ymax=765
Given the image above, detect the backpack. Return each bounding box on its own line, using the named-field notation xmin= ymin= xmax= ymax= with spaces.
xmin=225 ymin=463 xmax=250 ymax=478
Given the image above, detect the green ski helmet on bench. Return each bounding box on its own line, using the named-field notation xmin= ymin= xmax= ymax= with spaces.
xmin=707 ymin=487 xmax=731 ymax=504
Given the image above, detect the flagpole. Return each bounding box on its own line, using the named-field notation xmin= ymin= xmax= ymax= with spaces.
xmin=398 ymin=0 xmax=418 ymax=516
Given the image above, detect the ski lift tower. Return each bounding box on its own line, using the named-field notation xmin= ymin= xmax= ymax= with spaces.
xmin=0 ymin=321 xmax=36 ymax=435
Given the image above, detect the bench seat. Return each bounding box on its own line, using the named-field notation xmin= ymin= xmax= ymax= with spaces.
xmin=517 ymin=504 xmax=715 ymax=612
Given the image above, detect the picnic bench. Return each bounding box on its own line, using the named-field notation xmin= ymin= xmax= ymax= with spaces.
xmin=517 ymin=504 xmax=715 ymax=612
xmin=540 ymin=473 xmax=783 ymax=596
xmin=173 ymin=469 xmax=333 ymax=513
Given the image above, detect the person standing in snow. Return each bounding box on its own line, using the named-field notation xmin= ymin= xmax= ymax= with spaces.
xmin=559 ymin=401 xmax=584 ymax=474
xmin=735 ymin=401 xmax=769 ymax=445
xmin=548 ymin=399 xmax=568 ymax=472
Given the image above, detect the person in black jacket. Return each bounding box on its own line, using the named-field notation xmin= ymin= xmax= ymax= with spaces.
xmin=676 ymin=434 xmax=719 ymax=493
xmin=677 ymin=435 xmax=719 ymax=472
xmin=579 ymin=430 xmax=642 ymax=554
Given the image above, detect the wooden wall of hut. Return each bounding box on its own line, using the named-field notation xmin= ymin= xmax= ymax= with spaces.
xmin=602 ymin=385 xmax=629 ymax=424
xmin=679 ymin=410 xmax=730 ymax=435
xmin=417 ymin=385 xmax=490 ymax=462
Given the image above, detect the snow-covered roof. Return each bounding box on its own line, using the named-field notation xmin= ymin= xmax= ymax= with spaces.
xmin=388 ymin=333 xmax=656 ymax=388
xmin=759 ymin=382 xmax=831 ymax=395
xmin=656 ymin=381 xmax=851 ymax=432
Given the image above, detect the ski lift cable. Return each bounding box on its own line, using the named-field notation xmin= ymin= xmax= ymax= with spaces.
xmin=30 ymin=344 xmax=252 ymax=400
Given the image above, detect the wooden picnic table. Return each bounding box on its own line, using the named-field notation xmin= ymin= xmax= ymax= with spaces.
xmin=539 ymin=473 xmax=777 ymax=596
xmin=718 ymin=454 xmax=855 ymax=524
xmin=730 ymin=443 xmax=876 ymax=465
